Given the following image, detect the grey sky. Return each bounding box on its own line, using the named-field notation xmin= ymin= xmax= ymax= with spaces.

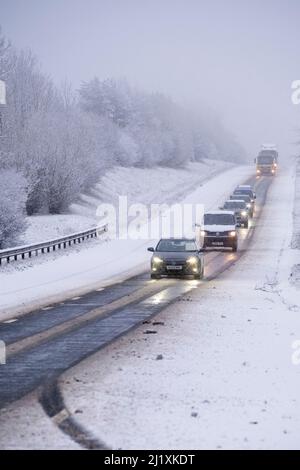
xmin=1 ymin=0 xmax=300 ymax=160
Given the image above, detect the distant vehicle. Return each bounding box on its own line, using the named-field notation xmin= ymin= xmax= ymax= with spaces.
xmin=222 ymin=200 xmax=249 ymax=228
xmin=230 ymin=193 xmax=254 ymax=217
xmin=147 ymin=238 xmax=204 ymax=279
xmin=233 ymin=186 xmax=256 ymax=203
xmin=201 ymin=211 xmax=238 ymax=252
xmin=255 ymin=144 xmax=278 ymax=176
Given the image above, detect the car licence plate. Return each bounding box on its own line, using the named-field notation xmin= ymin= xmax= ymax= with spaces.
xmin=211 ymin=241 xmax=223 ymax=246
xmin=167 ymin=265 xmax=183 ymax=270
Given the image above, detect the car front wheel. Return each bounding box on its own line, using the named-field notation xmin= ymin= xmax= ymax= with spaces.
xmin=151 ymin=273 xmax=161 ymax=280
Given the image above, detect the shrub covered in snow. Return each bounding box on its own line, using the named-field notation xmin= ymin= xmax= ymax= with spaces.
xmin=0 ymin=169 xmax=27 ymax=248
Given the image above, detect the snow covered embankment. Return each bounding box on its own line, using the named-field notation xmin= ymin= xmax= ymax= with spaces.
xmin=21 ymin=159 xmax=230 ymax=245
xmin=291 ymin=158 xmax=300 ymax=288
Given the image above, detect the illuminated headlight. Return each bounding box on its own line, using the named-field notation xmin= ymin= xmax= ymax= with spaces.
xmin=246 ymin=203 xmax=251 ymax=208
xmin=241 ymin=211 xmax=247 ymax=217
xmin=274 ymin=163 xmax=277 ymax=168
xmin=229 ymin=231 xmax=237 ymax=237
xmin=153 ymin=256 xmax=163 ymax=264
xmin=256 ymin=169 xmax=261 ymax=174
xmin=200 ymin=230 xmax=207 ymax=237
xmin=187 ymin=256 xmax=198 ymax=265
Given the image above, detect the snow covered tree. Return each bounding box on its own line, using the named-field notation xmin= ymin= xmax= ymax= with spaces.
xmin=0 ymin=169 xmax=27 ymax=248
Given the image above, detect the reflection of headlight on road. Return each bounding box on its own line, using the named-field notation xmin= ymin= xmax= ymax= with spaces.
xmin=200 ymin=230 xmax=207 ymax=236
xmin=153 ymin=256 xmax=163 ymax=264
xmin=241 ymin=211 xmax=247 ymax=217
xmin=187 ymin=256 xmax=198 ymax=265
xmin=229 ymin=231 xmax=236 ymax=237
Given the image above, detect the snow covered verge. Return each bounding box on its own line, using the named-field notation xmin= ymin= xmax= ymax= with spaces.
xmin=290 ymin=158 xmax=300 ymax=289
xmin=0 ymin=163 xmax=251 ymax=320
xmin=56 ymin=163 xmax=300 ymax=450
xmin=18 ymin=159 xmax=230 ymax=245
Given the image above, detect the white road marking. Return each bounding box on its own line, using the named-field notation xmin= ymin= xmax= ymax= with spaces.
xmin=3 ymin=318 xmax=18 ymax=324
xmin=52 ymin=408 xmax=70 ymax=425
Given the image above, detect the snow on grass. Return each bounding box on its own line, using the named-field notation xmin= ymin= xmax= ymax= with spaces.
xmin=15 ymin=159 xmax=230 ymax=246
xmin=20 ymin=214 xmax=95 ymax=246
xmin=290 ymin=157 xmax=300 ymax=291
xmin=70 ymin=159 xmax=232 ymax=218
xmin=59 ymin=164 xmax=300 ymax=450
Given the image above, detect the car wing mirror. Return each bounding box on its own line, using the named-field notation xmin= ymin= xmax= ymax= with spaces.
xmin=147 ymin=247 xmax=155 ymax=252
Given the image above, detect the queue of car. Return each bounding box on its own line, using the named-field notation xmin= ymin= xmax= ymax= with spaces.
xmin=148 ymin=184 xmax=256 ymax=280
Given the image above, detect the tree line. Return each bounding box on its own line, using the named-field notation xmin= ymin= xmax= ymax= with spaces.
xmin=0 ymin=27 xmax=246 ymax=248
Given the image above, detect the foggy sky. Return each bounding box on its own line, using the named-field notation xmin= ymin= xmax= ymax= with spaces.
xmin=1 ymin=0 xmax=300 ymax=160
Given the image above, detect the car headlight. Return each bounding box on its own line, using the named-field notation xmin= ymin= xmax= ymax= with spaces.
xmin=256 ymin=169 xmax=261 ymax=173
xmin=153 ymin=256 xmax=163 ymax=264
xmin=246 ymin=203 xmax=251 ymax=208
xmin=187 ymin=256 xmax=198 ymax=265
xmin=241 ymin=211 xmax=247 ymax=217
xmin=200 ymin=230 xmax=207 ymax=236
xmin=229 ymin=231 xmax=236 ymax=237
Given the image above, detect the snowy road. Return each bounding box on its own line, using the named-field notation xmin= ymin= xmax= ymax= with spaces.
xmin=0 ymin=172 xmax=278 ymax=449
xmin=57 ymin=164 xmax=300 ymax=450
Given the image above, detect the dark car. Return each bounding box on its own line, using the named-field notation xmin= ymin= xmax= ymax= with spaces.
xmin=230 ymin=193 xmax=254 ymax=217
xmin=147 ymin=238 xmax=204 ymax=280
xmin=233 ymin=186 xmax=256 ymax=204
xmin=222 ymin=200 xmax=249 ymax=228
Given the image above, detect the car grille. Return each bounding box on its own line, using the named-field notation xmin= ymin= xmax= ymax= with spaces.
xmin=164 ymin=259 xmax=185 ymax=266
xmin=206 ymin=232 xmax=228 ymax=237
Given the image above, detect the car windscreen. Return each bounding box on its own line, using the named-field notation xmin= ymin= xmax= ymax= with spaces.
xmin=257 ymin=156 xmax=274 ymax=164
xmin=259 ymin=150 xmax=277 ymax=158
xmin=234 ymin=189 xmax=253 ymax=198
xmin=204 ymin=214 xmax=235 ymax=225
xmin=224 ymin=201 xmax=246 ymax=210
xmin=156 ymin=239 xmax=197 ymax=252
xmin=230 ymin=194 xmax=251 ymax=202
